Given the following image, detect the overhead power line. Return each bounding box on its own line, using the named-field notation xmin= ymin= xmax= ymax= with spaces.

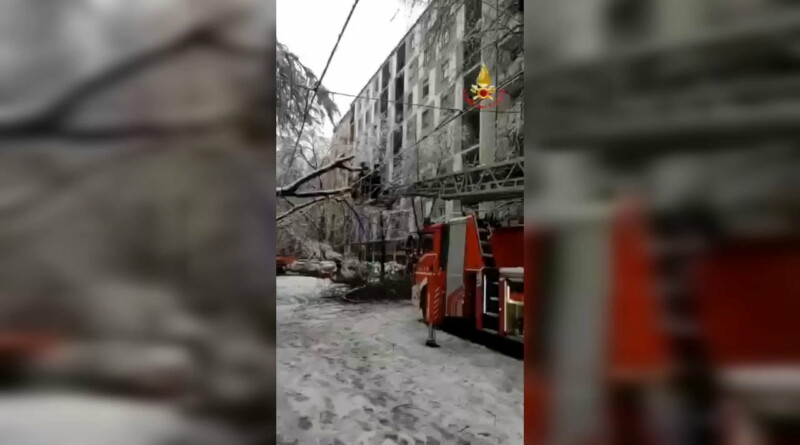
xmin=280 ymin=0 xmax=361 ymax=184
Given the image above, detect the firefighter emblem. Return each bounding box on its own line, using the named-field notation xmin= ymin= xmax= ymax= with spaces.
xmin=470 ymin=64 xmax=497 ymax=102
xmin=464 ymin=64 xmax=506 ymax=109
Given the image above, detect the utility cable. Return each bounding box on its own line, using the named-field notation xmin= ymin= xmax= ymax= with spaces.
xmin=280 ymin=0 xmax=361 ymax=184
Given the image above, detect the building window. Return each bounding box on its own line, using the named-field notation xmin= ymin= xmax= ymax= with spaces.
xmin=462 ymin=107 xmax=480 ymax=148
xmin=422 ymin=78 xmax=429 ymax=98
xmin=395 ymin=74 xmax=404 ymax=100
xmin=441 ymin=92 xmax=452 ymax=110
xmin=396 ymin=42 xmax=406 ymax=72
xmin=422 ymin=109 xmax=431 ymax=129
xmin=465 ymin=0 xmax=481 ymax=30
xmin=438 ymin=27 xmax=451 ymax=52
xmin=407 ymin=121 xmax=417 ymax=143
xmin=424 ymin=45 xmax=433 ymax=65
xmin=381 ymin=62 xmax=391 ymax=91
xmin=349 ymin=118 xmax=355 ymax=142
xmin=440 ymin=60 xmax=449 ymax=83
xmin=394 ymin=74 xmax=405 ymax=123
xmin=380 ymin=89 xmax=388 ymax=115
xmin=393 ymin=127 xmax=403 ymax=155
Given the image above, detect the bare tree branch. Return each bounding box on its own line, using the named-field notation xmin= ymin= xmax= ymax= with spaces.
xmin=276 ymin=197 xmax=328 ymax=222
xmin=276 ymin=155 xmax=355 ymax=197
xmin=335 ymin=196 xmax=368 ymax=235
xmin=291 ymin=186 xmax=353 ymax=198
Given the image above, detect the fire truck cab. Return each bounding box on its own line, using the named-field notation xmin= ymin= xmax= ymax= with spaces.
xmin=412 ymin=214 xmax=524 ymax=343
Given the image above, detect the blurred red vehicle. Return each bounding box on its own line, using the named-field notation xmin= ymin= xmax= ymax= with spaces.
xmin=276 ymin=255 xmax=296 ymax=275
xmin=524 ymin=198 xmax=800 ymax=445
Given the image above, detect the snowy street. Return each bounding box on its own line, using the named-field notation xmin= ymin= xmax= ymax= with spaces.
xmin=277 ymin=276 xmax=523 ymax=445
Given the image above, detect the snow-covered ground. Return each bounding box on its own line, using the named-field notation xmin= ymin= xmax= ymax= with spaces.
xmin=0 ymin=393 xmax=244 ymax=445
xmin=277 ymin=276 xmax=524 ymax=445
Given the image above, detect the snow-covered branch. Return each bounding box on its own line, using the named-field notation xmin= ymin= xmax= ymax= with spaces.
xmin=291 ymin=186 xmax=353 ymax=198
xmin=276 ymin=197 xmax=328 ymax=222
xmin=276 ymin=154 xmax=355 ymax=198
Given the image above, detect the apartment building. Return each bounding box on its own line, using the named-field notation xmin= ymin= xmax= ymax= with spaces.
xmin=331 ymin=0 xmax=523 ymax=257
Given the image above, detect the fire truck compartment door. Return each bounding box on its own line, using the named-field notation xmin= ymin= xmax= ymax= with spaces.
xmin=445 ymin=220 xmax=467 ymax=298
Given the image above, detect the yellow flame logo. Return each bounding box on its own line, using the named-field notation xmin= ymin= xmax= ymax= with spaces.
xmin=470 ymin=64 xmax=496 ymax=102
xmin=477 ymin=64 xmax=492 ymax=86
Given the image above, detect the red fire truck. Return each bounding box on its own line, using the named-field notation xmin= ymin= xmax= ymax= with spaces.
xmin=524 ymin=198 xmax=800 ymax=444
xmin=411 ymin=214 xmax=524 ymax=346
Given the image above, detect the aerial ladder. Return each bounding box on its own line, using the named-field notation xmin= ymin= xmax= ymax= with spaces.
xmin=384 ymin=157 xmax=526 ymax=347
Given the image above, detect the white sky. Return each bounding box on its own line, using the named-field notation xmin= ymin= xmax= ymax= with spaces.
xmin=277 ymin=0 xmax=426 ymax=136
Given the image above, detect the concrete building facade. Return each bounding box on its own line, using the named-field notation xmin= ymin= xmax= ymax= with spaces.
xmin=328 ymin=0 xmax=523 ymax=257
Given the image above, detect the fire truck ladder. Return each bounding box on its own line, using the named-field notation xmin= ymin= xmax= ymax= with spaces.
xmin=400 ymin=157 xmax=524 ymax=204
xmin=392 ymin=159 xmax=523 ymax=333
xmin=376 ymin=159 xmax=525 ymax=342
xmin=477 ymin=218 xmax=501 ymax=331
